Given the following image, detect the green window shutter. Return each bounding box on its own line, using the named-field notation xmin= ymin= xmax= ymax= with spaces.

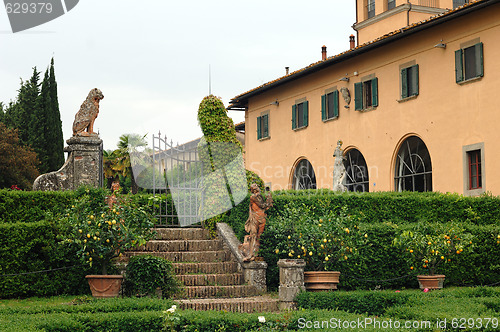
xmin=371 ymin=78 xmax=378 ymax=107
xmin=401 ymin=67 xmax=408 ymax=99
xmin=257 ymin=116 xmax=262 ymax=139
xmin=413 ymin=64 xmax=419 ymax=96
xmin=321 ymin=94 xmax=326 ymax=121
xmin=354 ymin=82 xmax=363 ymax=111
xmin=455 ymin=49 xmax=464 ymax=83
xmin=292 ymin=104 xmax=297 ymax=129
xmin=333 ymin=90 xmax=339 ymax=118
xmin=475 ymin=42 xmax=484 ymax=78
xmin=303 ymin=101 xmax=309 ymax=127
xmin=263 ymin=114 xmax=269 ymax=138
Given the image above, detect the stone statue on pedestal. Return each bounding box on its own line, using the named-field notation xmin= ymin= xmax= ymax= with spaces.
xmin=332 ymin=140 xmax=347 ymax=192
xmin=239 ymin=183 xmax=273 ymax=262
xmin=33 ymin=88 xmax=104 ymax=191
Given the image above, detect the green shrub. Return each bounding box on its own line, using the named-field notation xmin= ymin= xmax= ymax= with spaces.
xmin=0 ymin=220 xmax=92 ymax=298
xmin=124 ymin=255 xmax=182 ymax=298
xmin=261 ymin=216 xmax=500 ymax=290
xmin=296 ymin=289 xmax=415 ymax=315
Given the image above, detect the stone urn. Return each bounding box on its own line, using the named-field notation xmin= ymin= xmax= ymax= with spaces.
xmin=85 ymin=275 xmax=123 ymax=298
xmin=417 ymin=274 xmax=445 ymax=290
xmin=304 ymin=271 xmax=341 ymax=291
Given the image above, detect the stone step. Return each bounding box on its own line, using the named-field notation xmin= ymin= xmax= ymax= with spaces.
xmin=138 ymin=239 xmax=222 ymax=252
xmin=177 ymin=296 xmax=279 ymax=313
xmin=153 ymin=228 xmax=210 ymax=241
xmin=177 ymin=273 xmax=243 ymax=286
xmin=172 ymin=262 xmax=239 ymax=275
xmin=180 ymin=285 xmax=259 ymax=299
xmin=124 ymin=250 xmax=232 ymax=263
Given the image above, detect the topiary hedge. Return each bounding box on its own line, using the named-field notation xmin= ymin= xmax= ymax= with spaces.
xmin=0 ymin=220 xmax=93 ymax=298
xmin=261 ymin=217 xmax=500 ymax=291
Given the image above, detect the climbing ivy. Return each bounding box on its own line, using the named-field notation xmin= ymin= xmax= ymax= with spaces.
xmin=197 ymin=95 xmax=264 ymax=234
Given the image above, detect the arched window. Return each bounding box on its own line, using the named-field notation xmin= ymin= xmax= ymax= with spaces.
xmin=292 ymin=159 xmax=317 ymax=190
xmin=394 ymin=136 xmax=432 ymax=192
xmin=343 ymin=149 xmax=369 ymax=192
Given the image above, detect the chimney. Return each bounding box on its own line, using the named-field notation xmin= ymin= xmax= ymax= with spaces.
xmin=349 ymin=35 xmax=355 ymax=49
xmin=285 ymin=66 xmax=289 ymax=75
xmin=321 ymin=45 xmax=327 ymax=60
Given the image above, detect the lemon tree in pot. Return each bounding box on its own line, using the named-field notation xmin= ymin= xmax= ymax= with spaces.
xmin=62 ymin=188 xmax=155 ymax=298
xmin=281 ymin=206 xmax=367 ymax=291
xmin=393 ymin=222 xmax=473 ymax=290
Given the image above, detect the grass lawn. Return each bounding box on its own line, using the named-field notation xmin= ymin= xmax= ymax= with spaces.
xmin=0 ymin=287 xmax=499 ymax=331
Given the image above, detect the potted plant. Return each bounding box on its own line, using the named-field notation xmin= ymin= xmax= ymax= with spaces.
xmin=393 ymin=222 xmax=473 ymax=290
xmin=62 ymin=187 xmax=156 ymax=297
xmin=281 ymin=206 xmax=366 ymax=291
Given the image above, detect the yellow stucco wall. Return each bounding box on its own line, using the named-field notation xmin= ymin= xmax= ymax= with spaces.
xmin=244 ymin=4 xmax=500 ymax=195
xmin=355 ymin=1 xmax=450 ymax=45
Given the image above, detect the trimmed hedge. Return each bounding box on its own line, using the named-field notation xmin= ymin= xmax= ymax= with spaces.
xmin=296 ymin=287 xmax=500 ymax=315
xmin=261 ymin=220 xmax=500 ymax=291
xmin=0 ymin=220 xmax=93 ymax=298
xmin=3 ymin=289 xmax=500 ymax=331
xmin=0 ymin=189 xmax=74 ymax=223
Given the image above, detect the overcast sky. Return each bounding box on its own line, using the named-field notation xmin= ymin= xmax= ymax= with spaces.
xmin=0 ymin=1 xmax=356 ymax=151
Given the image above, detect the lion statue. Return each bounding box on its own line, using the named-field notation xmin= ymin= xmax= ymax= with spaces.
xmin=72 ymin=88 xmax=104 ymax=136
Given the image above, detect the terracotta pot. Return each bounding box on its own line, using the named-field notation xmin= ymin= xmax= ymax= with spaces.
xmin=85 ymin=275 xmax=123 ymax=298
xmin=304 ymin=271 xmax=340 ymax=291
xmin=417 ymin=274 xmax=445 ymax=290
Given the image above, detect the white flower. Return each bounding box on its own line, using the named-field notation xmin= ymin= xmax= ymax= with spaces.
xmin=258 ymin=316 xmax=266 ymax=323
xmin=166 ymin=305 xmax=177 ymax=313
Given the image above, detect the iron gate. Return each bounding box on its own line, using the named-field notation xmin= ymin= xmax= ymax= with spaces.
xmin=152 ymin=133 xmax=203 ymax=226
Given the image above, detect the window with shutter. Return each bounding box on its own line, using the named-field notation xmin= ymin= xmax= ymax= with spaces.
xmin=257 ymin=113 xmax=269 ymax=140
xmin=401 ymin=65 xmax=419 ymax=99
xmin=455 ymin=42 xmax=483 ymax=83
xmin=355 ymin=77 xmax=378 ymax=111
xmin=321 ymin=90 xmax=339 ymax=121
xmin=257 ymin=116 xmax=262 ymax=140
xmin=292 ymin=100 xmax=308 ymax=130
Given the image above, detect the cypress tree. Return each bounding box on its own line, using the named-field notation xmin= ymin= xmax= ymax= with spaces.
xmin=47 ymin=58 xmax=64 ymax=170
xmin=17 ymin=68 xmax=40 ymax=146
xmin=3 ymin=101 xmax=19 ymax=129
xmin=0 ymin=102 xmax=4 ymax=123
xmin=30 ymin=70 xmax=51 ymax=173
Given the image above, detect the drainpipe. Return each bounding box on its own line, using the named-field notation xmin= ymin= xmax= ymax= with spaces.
xmin=407 ymin=1 xmax=411 ymax=26
xmin=355 ymin=0 xmax=359 ymax=47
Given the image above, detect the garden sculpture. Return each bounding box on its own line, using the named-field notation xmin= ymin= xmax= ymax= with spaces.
xmin=332 ymin=140 xmax=347 ymax=192
xmin=240 ymin=183 xmax=273 ymax=262
xmin=72 ymin=88 xmax=104 ymax=136
xmin=106 ymin=179 xmax=121 ymax=208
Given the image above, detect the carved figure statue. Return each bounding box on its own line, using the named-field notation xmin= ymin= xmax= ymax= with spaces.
xmin=340 ymin=87 xmax=351 ymax=105
xmin=239 ymin=183 xmax=273 ymax=262
xmin=332 ymin=140 xmax=348 ymax=192
xmin=106 ymin=179 xmax=121 ymax=209
xmin=72 ymin=88 xmax=104 ymax=136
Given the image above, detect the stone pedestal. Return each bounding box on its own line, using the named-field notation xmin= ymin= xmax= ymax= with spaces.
xmin=278 ymin=259 xmax=306 ymax=310
xmin=242 ymin=260 xmax=267 ymax=293
xmin=33 ymin=136 xmax=103 ymax=191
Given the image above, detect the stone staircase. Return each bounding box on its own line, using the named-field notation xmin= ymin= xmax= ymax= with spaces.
xmin=124 ymin=227 xmax=279 ymax=313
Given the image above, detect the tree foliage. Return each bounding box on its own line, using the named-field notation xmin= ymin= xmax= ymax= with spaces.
xmin=102 ymin=134 xmax=148 ymax=194
xmin=1 ymin=58 xmax=64 ymax=179
xmin=0 ymin=123 xmax=40 ymax=189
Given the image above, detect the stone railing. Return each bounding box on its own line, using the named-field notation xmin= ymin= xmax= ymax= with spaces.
xmin=216 ymin=223 xmax=267 ymax=292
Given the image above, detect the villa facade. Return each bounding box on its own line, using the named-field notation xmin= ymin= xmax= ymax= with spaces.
xmin=228 ymin=0 xmax=500 ymax=196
